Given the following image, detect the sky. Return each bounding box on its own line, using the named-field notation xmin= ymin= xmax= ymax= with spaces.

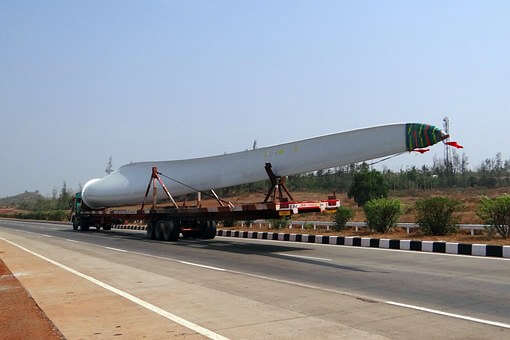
xmin=1 ymin=0 xmax=509 ymax=197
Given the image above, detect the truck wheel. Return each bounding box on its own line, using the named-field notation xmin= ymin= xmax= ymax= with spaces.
xmin=72 ymin=218 xmax=79 ymax=230
xmin=103 ymin=225 xmax=112 ymax=231
xmin=161 ymin=220 xmax=180 ymax=242
xmin=155 ymin=220 xmax=165 ymax=241
xmin=200 ymin=221 xmax=216 ymax=239
xmin=146 ymin=221 xmax=156 ymax=239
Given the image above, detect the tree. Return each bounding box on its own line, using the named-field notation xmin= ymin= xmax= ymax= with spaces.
xmin=347 ymin=167 xmax=389 ymax=206
xmin=105 ymin=156 xmax=114 ymax=175
xmin=58 ymin=181 xmax=72 ymax=209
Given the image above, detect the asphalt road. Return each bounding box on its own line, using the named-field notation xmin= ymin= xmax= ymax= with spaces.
xmin=1 ymin=219 xmax=509 ymax=338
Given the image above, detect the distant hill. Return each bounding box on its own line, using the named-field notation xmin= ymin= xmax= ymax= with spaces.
xmin=0 ymin=191 xmax=46 ymax=207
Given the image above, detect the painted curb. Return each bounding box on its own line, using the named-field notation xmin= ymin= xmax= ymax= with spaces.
xmin=216 ymin=229 xmax=510 ymax=259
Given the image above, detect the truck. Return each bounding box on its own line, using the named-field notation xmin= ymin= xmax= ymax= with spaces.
xmin=71 ymin=165 xmax=340 ymax=241
xmin=71 ymin=123 xmax=453 ymax=241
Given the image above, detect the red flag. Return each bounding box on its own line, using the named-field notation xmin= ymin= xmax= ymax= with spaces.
xmin=446 ymin=141 xmax=464 ymax=149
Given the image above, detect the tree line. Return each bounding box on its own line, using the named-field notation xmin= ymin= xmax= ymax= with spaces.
xmin=216 ymin=152 xmax=510 ymax=197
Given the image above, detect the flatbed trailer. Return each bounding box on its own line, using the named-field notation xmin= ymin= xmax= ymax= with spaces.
xmin=71 ymin=192 xmax=340 ymax=241
xmin=71 ymin=165 xmax=340 ymax=241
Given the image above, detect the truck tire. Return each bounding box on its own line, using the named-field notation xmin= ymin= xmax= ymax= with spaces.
xmin=155 ymin=220 xmax=165 ymax=241
xmin=162 ymin=220 xmax=180 ymax=242
xmin=146 ymin=221 xmax=156 ymax=239
xmin=72 ymin=218 xmax=79 ymax=231
xmin=199 ymin=220 xmax=216 ymax=239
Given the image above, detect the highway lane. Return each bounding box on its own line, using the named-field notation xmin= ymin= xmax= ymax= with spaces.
xmin=1 ymin=219 xmax=510 ymax=337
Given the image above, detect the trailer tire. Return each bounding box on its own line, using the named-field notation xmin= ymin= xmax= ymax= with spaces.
xmin=72 ymin=218 xmax=79 ymax=231
xmin=155 ymin=220 xmax=165 ymax=241
xmin=200 ymin=220 xmax=216 ymax=239
xmin=146 ymin=221 xmax=156 ymax=239
xmin=162 ymin=220 xmax=180 ymax=242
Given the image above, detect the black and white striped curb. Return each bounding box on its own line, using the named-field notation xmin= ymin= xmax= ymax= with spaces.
xmin=216 ymin=230 xmax=510 ymax=258
xmin=112 ymin=225 xmax=146 ymax=230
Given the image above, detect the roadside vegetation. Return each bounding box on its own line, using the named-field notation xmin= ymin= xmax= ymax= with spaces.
xmin=363 ymin=198 xmax=403 ymax=233
xmin=0 ymin=183 xmax=74 ymax=222
xmin=477 ymin=195 xmax=510 ymax=239
xmin=415 ymin=197 xmax=463 ymax=236
xmin=332 ymin=206 xmax=354 ymax=231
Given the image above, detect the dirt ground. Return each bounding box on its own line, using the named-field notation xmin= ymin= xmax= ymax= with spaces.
xmin=0 ymin=258 xmax=63 ymax=339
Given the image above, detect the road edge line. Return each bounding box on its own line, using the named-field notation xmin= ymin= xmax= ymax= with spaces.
xmin=0 ymin=236 xmax=229 ymax=340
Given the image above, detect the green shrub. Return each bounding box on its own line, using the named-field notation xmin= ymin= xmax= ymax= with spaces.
xmin=269 ymin=216 xmax=290 ymax=229
xmin=363 ymin=198 xmax=402 ymax=233
xmin=477 ymin=195 xmax=510 ymax=239
xmin=348 ymin=168 xmax=389 ymax=206
xmin=415 ymin=197 xmax=463 ymax=236
xmin=333 ymin=206 xmax=354 ymax=231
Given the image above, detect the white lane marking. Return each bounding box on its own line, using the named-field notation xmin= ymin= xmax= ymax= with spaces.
xmin=3 ymin=227 xmax=510 ymax=330
xmin=217 ymin=236 xmax=510 ymax=261
xmin=65 ymin=239 xmax=79 ymax=243
xmin=178 ymin=261 xmax=226 ymax=271
xmin=41 ymin=234 xmax=53 ymax=238
xmin=0 ymin=236 xmax=229 ymax=340
xmin=52 ymin=228 xmax=60 ymax=230
xmin=386 ymin=301 xmax=510 ymax=329
xmin=278 ymin=253 xmax=332 ymax=261
xmin=104 ymin=246 xmax=128 ymax=253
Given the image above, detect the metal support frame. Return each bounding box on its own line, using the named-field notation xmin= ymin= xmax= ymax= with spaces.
xmin=210 ymin=189 xmax=225 ymax=207
xmin=263 ymin=163 xmax=294 ymax=203
xmin=141 ymin=166 xmax=179 ymax=210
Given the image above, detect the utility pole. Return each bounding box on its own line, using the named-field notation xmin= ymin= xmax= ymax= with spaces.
xmin=443 ymin=117 xmax=453 ymax=182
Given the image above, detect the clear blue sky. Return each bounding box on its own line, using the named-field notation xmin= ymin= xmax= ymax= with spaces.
xmin=1 ymin=1 xmax=509 ymax=197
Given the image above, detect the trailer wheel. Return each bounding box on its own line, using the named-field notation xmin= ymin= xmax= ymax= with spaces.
xmin=199 ymin=220 xmax=216 ymax=239
xmin=162 ymin=220 xmax=180 ymax=242
xmin=146 ymin=221 xmax=156 ymax=239
xmin=155 ymin=220 xmax=165 ymax=241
